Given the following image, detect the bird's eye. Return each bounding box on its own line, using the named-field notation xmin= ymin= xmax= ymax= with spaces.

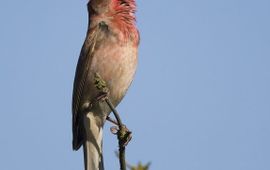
xmin=120 ymin=0 xmax=126 ymax=5
xmin=99 ymin=21 xmax=109 ymax=31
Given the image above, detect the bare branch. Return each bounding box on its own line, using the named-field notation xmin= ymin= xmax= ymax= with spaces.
xmin=94 ymin=73 xmax=132 ymax=170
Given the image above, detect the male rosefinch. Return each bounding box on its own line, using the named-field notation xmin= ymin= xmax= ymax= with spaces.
xmin=72 ymin=0 xmax=139 ymax=170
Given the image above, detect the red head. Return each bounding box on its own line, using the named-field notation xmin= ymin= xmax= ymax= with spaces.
xmin=88 ymin=0 xmax=139 ymax=45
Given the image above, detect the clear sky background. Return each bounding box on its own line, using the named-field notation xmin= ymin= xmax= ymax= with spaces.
xmin=1 ymin=0 xmax=270 ymax=170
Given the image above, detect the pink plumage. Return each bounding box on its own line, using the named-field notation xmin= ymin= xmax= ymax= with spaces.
xmin=72 ymin=0 xmax=139 ymax=170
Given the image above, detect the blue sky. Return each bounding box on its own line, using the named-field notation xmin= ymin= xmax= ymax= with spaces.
xmin=1 ymin=0 xmax=270 ymax=170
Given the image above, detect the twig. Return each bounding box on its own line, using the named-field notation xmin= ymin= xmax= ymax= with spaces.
xmin=115 ymin=151 xmax=151 ymax=170
xmin=105 ymin=99 xmax=123 ymax=127
xmin=106 ymin=116 xmax=119 ymax=126
xmin=105 ymin=98 xmax=127 ymax=170
xmin=94 ymin=73 xmax=132 ymax=170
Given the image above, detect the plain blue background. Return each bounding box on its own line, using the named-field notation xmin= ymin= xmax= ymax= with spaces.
xmin=1 ymin=0 xmax=270 ymax=170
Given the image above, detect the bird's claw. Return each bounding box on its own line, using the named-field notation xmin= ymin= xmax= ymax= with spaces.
xmin=95 ymin=92 xmax=108 ymax=102
xmin=88 ymin=92 xmax=108 ymax=110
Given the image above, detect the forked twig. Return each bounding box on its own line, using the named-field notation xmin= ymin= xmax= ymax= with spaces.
xmin=94 ymin=73 xmax=132 ymax=170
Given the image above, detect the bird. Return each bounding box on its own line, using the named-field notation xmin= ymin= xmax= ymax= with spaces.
xmin=72 ymin=0 xmax=139 ymax=170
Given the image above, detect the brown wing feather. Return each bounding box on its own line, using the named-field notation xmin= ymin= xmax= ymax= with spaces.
xmin=72 ymin=28 xmax=98 ymax=150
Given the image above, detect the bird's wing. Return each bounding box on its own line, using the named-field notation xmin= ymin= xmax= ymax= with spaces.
xmin=72 ymin=28 xmax=98 ymax=150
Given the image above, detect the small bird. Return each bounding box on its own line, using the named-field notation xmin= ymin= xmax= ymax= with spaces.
xmin=72 ymin=0 xmax=139 ymax=170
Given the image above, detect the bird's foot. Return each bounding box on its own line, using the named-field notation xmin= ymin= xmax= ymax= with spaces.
xmin=95 ymin=92 xmax=108 ymax=102
xmin=88 ymin=92 xmax=108 ymax=110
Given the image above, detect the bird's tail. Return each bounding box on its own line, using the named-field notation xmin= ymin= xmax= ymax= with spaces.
xmin=83 ymin=112 xmax=105 ymax=170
